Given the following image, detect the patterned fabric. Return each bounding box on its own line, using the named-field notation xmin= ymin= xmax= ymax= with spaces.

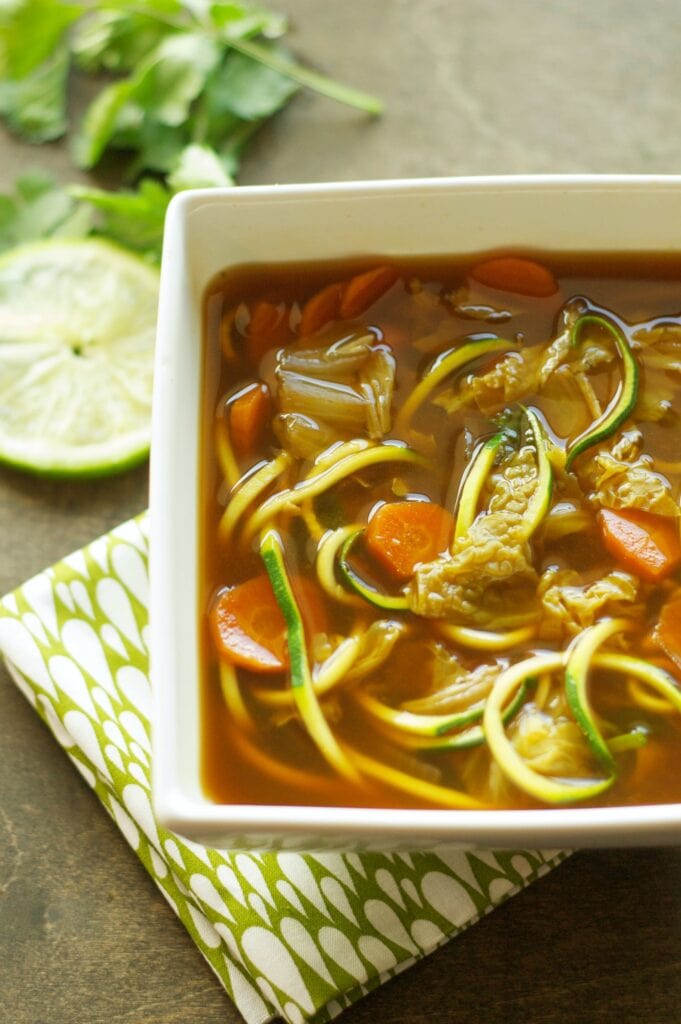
xmin=0 ymin=513 xmax=566 ymax=1024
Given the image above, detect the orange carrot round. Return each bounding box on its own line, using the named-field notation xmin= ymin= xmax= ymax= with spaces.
xmin=365 ymin=500 xmax=455 ymax=581
xmin=598 ymin=508 xmax=681 ymax=582
xmin=210 ymin=576 xmax=326 ymax=674
xmin=229 ymin=383 xmax=271 ymax=458
xmin=298 ymin=282 xmax=343 ymax=336
xmin=469 ymin=257 xmax=558 ymax=297
xmin=340 ymin=265 xmax=399 ymax=319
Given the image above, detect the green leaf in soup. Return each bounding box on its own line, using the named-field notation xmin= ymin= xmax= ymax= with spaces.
xmin=0 ymin=44 xmax=70 ymax=141
xmin=0 ymin=0 xmax=82 ymax=78
xmin=129 ymin=31 xmax=221 ymax=127
xmin=71 ymin=9 xmax=173 ymax=73
xmin=167 ymin=142 xmax=234 ymax=190
xmin=207 ymin=45 xmax=298 ymax=120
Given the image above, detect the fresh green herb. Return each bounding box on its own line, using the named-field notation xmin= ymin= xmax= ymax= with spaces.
xmin=0 ymin=0 xmax=382 ymax=185
xmin=0 ymin=171 xmax=169 ymax=260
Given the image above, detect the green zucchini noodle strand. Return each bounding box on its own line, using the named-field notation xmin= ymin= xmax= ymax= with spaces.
xmin=436 ymin=621 xmax=537 ymax=652
xmin=340 ymin=743 xmax=488 ymax=809
xmin=356 ymin=678 xmax=531 ymax=753
xmin=219 ymin=658 xmax=253 ymax=731
xmin=593 ymin=653 xmax=681 ymax=715
xmin=215 ymin=413 xmax=240 ymax=490
xmin=316 ymin=525 xmax=368 ymax=607
xmin=354 ymin=688 xmax=484 ymax=737
xmin=300 ymin=499 xmax=325 ymax=541
xmin=484 ymin=652 xmax=616 ymax=805
xmin=260 ymin=528 xmax=361 ymax=783
xmin=311 ymin=437 xmax=374 ymax=472
xmin=395 ymin=336 xmax=518 ymax=432
xmin=453 ymin=432 xmax=504 ymax=543
xmin=243 ymin=443 xmax=428 ymax=544
xmin=251 ymin=633 xmax=365 ymax=708
xmin=564 ymin=618 xmax=634 ymax=771
xmin=250 ymin=620 xmax=407 ymax=710
xmin=219 ymin=451 xmax=292 ymax=543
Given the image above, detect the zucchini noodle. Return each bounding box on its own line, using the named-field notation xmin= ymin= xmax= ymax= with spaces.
xmin=395 ymin=336 xmax=518 ymax=431
xmin=316 ymin=525 xmax=368 ymax=607
xmin=436 ymin=622 xmax=537 ymax=652
xmin=453 ymin=432 xmax=504 ymax=544
xmin=341 ymin=743 xmax=489 ymax=809
xmin=215 ymin=414 xmax=240 ymax=490
xmin=243 ymin=443 xmax=428 ymax=544
xmin=219 ymin=451 xmax=292 ymax=542
xmin=260 ymin=529 xmax=361 ymax=783
xmin=300 ymin=499 xmax=325 ymax=541
xmin=593 ymin=652 xmax=681 ymax=714
xmin=565 ymin=618 xmax=634 ymax=771
xmin=484 ymin=652 xmax=616 ymax=805
xmin=251 ymin=633 xmax=365 ymax=708
xmin=627 ymin=678 xmax=679 ymax=715
xmin=354 ymin=688 xmax=485 ymax=737
xmin=219 ymin=659 xmax=253 ymax=731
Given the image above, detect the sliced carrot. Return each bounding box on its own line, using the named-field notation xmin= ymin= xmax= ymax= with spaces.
xmin=340 ymin=265 xmax=399 ymax=319
xmin=246 ymin=300 xmax=291 ymax=366
xmin=298 ymin=282 xmax=343 ymax=337
xmin=598 ymin=508 xmax=681 ymax=582
xmin=654 ymin=593 xmax=681 ymax=670
xmin=365 ymin=500 xmax=455 ymax=581
xmin=229 ymin=383 xmax=271 ymax=458
xmin=469 ymin=257 xmax=558 ymax=298
xmin=210 ymin=576 xmax=326 ymax=674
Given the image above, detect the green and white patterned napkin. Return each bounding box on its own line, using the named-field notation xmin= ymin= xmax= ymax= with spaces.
xmin=0 ymin=513 xmax=566 ymax=1024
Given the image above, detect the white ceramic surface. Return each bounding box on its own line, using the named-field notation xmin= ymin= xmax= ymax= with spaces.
xmin=151 ymin=175 xmax=681 ymax=849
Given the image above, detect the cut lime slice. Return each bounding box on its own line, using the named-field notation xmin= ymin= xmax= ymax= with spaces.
xmin=0 ymin=238 xmax=159 ymax=477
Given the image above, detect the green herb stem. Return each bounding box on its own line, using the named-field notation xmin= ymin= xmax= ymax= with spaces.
xmin=227 ymin=36 xmax=383 ymax=115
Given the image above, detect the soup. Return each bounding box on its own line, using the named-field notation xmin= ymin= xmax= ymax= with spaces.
xmin=200 ymin=253 xmax=681 ymax=810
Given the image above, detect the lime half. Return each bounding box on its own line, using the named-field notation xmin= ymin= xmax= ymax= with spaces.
xmin=0 ymin=238 xmax=159 ymax=478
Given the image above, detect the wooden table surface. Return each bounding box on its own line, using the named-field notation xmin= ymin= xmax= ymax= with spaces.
xmin=2 ymin=2 xmax=681 ymax=1021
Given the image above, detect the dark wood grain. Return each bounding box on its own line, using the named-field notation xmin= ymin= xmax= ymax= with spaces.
xmin=3 ymin=1 xmax=681 ymax=1021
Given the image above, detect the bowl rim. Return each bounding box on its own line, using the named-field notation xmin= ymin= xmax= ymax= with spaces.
xmin=151 ymin=173 xmax=681 ymax=849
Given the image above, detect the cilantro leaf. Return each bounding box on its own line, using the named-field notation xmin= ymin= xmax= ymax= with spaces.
xmin=167 ymin=142 xmax=234 ymax=190
xmin=72 ymin=78 xmax=134 ymax=168
xmin=69 ymin=178 xmax=171 ymax=259
xmin=71 ymin=8 xmax=173 ymax=73
xmin=0 ymin=0 xmax=82 ymax=78
xmin=207 ymin=45 xmax=298 ymax=121
xmin=0 ymin=173 xmax=93 ymax=252
xmin=0 ymin=44 xmax=70 ymax=141
xmin=208 ymin=2 xmax=286 ymax=39
xmin=130 ymin=31 xmax=220 ymax=127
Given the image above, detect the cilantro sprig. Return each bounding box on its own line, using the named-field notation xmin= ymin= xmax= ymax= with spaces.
xmin=0 ymin=1 xmax=382 ymax=260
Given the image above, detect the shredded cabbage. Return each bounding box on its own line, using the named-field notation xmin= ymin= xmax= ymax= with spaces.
xmin=407 ymin=447 xmax=539 ymax=623
xmin=577 ymin=429 xmax=679 ymax=517
xmin=538 ymin=567 xmax=639 ymax=641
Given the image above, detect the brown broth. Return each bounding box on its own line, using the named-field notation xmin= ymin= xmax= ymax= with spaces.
xmin=200 ymin=252 xmax=681 ymax=810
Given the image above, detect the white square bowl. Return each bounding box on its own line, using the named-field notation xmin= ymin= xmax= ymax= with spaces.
xmin=151 ymin=174 xmax=681 ymax=850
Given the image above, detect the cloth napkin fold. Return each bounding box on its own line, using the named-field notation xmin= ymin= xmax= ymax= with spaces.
xmin=0 ymin=512 xmax=566 ymax=1024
